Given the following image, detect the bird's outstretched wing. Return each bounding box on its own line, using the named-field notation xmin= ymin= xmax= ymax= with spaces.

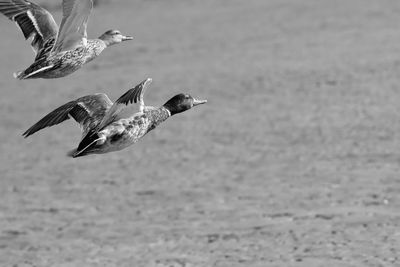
xmin=23 ymin=93 xmax=113 ymax=138
xmin=115 ymin=78 xmax=151 ymax=109
xmin=96 ymin=78 xmax=153 ymax=130
xmin=51 ymin=0 xmax=92 ymax=53
xmin=0 ymin=0 xmax=58 ymax=55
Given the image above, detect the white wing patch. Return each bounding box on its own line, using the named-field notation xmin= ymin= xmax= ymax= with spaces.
xmin=26 ymin=10 xmax=43 ymax=39
xmin=77 ymin=102 xmax=92 ymax=116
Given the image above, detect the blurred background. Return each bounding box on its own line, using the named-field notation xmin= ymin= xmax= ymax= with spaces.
xmin=1 ymin=0 xmax=400 ymax=266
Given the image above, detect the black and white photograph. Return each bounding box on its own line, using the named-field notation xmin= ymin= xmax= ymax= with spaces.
xmin=0 ymin=0 xmax=399 ymax=266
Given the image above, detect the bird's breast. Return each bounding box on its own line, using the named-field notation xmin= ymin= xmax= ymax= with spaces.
xmin=99 ymin=117 xmax=154 ymax=152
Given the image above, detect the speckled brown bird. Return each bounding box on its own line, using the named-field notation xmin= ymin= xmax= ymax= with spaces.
xmin=0 ymin=0 xmax=133 ymax=79
xmin=23 ymin=78 xmax=207 ymax=157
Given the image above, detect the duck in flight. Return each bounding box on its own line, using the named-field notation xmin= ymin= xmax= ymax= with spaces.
xmin=0 ymin=0 xmax=133 ymax=79
xmin=23 ymin=78 xmax=207 ymax=157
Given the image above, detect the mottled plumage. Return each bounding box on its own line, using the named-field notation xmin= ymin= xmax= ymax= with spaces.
xmin=23 ymin=78 xmax=207 ymax=157
xmin=0 ymin=0 xmax=133 ymax=79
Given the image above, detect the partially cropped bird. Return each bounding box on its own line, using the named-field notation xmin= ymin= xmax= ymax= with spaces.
xmin=0 ymin=0 xmax=133 ymax=79
xmin=23 ymin=78 xmax=207 ymax=157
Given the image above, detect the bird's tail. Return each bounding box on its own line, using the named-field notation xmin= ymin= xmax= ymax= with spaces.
xmin=67 ymin=132 xmax=104 ymax=158
xmin=67 ymin=149 xmax=78 ymax=158
xmin=66 ymin=148 xmax=89 ymax=158
xmin=13 ymin=71 xmax=26 ymax=80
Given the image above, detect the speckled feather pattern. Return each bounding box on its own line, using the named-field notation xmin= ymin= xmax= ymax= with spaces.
xmin=19 ymin=39 xmax=106 ymax=79
xmin=85 ymin=107 xmax=171 ymax=155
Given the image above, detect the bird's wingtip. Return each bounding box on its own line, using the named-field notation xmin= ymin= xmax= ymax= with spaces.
xmin=144 ymin=78 xmax=152 ymax=86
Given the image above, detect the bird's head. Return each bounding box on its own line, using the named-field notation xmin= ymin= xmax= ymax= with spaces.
xmin=99 ymin=29 xmax=133 ymax=46
xmin=163 ymin=93 xmax=207 ymax=115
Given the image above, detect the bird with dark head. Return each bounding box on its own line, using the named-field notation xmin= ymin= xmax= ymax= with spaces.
xmin=22 ymin=78 xmax=207 ymax=158
xmin=0 ymin=0 xmax=133 ymax=79
xmin=163 ymin=93 xmax=207 ymax=115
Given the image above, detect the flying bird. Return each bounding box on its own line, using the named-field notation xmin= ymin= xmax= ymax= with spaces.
xmin=0 ymin=0 xmax=133 ymax=79
xmin=23 ymin=78 xmax=207 ymax=157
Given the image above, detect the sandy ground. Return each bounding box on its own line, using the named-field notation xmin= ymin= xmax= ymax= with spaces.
xmin=1 ymin=0 xmax=400 ymax=266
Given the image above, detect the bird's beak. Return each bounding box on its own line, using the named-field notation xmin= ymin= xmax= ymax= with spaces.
xmin=193 ymin=98 xmax=207 ymax=106
xmin=122 ymin=35 xmax=134 ymax=41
